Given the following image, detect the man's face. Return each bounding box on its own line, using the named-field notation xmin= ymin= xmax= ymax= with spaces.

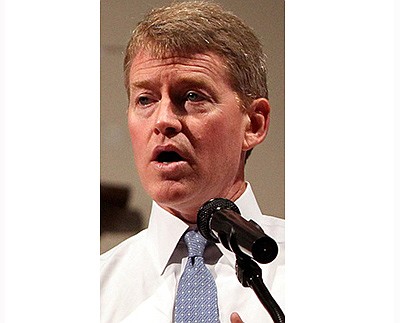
xmin=128 ymin=51 xmax=251 ymax=223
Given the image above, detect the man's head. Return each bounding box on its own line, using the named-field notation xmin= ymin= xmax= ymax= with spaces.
xmin=124 ymin=1 xmax=268 ymax=108
xmin=125 ymin=1 xmax=270 ymax=223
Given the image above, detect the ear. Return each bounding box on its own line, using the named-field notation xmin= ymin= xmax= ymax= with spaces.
xmin=242 ymin=98 xmax=270 ymax=152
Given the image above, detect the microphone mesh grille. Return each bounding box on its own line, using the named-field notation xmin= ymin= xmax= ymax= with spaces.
xmin=197 ymin=198 xmax=241 ymax=242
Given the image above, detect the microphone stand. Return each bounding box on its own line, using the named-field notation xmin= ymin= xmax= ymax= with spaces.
xmin=230 ymin=235 xmax=285 ymax=323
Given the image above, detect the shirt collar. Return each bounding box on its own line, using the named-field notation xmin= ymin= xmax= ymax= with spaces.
xmin=147 ymin=202 xmax=189 ymax=275
xmin=146 ymin=183 xmax=263 ymax=274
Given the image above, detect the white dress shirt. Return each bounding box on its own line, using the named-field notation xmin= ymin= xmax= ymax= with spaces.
xmin=100 ymin=184 xmax=285 ymax=323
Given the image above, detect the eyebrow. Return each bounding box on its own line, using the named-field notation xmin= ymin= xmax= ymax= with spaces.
xmin=130 ymin=79 xmax=159 ymax=91
xmin=176 ymin=76 xmax=216 ymax=91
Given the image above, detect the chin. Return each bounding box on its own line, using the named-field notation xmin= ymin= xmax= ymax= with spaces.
xmin=149 ymin=183 xmax=205 ymax=219
xmin=149 ymin=181 xmax=191 ymax=205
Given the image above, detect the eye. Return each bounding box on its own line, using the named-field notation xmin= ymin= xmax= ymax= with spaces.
xmin=137 ymin=95 xmax=154 ymax=107
xmin=185 ymin=91 xmax=204 ymax=102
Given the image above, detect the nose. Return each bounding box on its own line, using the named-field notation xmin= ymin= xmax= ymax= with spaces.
xmin=154 ymin=98 xmax=182 ymax=137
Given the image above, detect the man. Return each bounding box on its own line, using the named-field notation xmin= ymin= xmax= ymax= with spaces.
xmin=101 ymin=1 xmax=284 ymax=322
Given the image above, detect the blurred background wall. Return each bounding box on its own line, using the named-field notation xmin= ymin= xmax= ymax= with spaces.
xmin=100 ymin=0 xmax=284 ymax=253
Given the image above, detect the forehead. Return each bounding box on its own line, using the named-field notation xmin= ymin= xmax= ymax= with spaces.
xmin=129 ymin=51 xmax=230 ymax=85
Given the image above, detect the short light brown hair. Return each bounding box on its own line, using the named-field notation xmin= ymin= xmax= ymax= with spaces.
xmin=124 ymin=1 xmax=268 ymax=107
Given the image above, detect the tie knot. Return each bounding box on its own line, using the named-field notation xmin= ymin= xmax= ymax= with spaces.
xmin=184 ymin=231 xmax=207 ymax=258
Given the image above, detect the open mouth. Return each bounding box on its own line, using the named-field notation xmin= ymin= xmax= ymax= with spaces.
xmin=156 ymin=151 xmax=185 ymax=164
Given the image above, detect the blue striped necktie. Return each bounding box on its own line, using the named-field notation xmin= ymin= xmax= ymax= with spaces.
xmin=174 ymin=230 xmax=220 ymax=322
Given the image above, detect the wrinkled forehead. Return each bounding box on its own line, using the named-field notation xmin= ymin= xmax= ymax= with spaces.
xmin=128 ymin=50 xmax=231 ymax=87
xmin=128 ymin=46 xmax=232 ymax=82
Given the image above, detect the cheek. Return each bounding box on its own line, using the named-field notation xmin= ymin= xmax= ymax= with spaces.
xmin=195 ymin=116 xmax=245 ymax=158
xmin=128 ymin=119 xmax=148 ymax=162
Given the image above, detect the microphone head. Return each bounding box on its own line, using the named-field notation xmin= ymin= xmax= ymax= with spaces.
xmin=197 ymin=198 xmax=241 ymax=243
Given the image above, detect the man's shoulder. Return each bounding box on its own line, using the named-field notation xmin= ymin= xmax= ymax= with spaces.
xmin=100 ymin=229 xmax=148 ymax=268
xmin=261 ymin=214 xmax=284 ymax=227
xmin=258 ymin=215 xmax=285 ymax=243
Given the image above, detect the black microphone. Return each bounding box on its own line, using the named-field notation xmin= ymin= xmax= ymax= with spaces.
xmin=197 ymin=198 xmax=278 ymax=264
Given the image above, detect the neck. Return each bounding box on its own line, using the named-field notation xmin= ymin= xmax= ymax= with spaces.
xmin=160 ymin=181 xmax=247 ymax=225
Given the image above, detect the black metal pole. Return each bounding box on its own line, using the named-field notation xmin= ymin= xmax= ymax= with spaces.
xmin=235 ymin=254 xmax=285 ymax=323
